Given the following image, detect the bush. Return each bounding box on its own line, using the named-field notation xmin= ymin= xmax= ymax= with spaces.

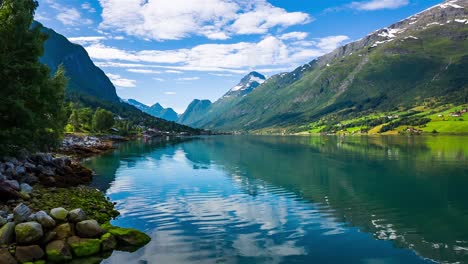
xmin=92 ymin=108 xmax=115 ymax=133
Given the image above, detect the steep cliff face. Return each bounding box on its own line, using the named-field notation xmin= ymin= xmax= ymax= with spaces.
xmin=38 ymin=23 xmax=119 ymax=102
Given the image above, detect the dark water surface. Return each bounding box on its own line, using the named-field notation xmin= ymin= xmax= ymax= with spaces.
xmin=83 ymin=135 xmax=468 ymax=264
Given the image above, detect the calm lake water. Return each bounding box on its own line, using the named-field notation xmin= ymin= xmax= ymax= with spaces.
xmin=83 ymin=135 xmax=468 ymax=264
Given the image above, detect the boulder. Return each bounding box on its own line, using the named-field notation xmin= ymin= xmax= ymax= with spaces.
xmin=102 ymin=223 xmax=150 ymax=247
xmin=54 ymin=223 xmax=73 ymax=239
xmin=15 ymin=222 xmax=43 ymax=244
xmin=67 ymin=236 xmax=101 ymax=257
xmin=15 ymin=245 xmax=44 ymax=263
xmin=13 ymin=203 xmax=31 ymax=223
xmin=5 ymin=180 xmax=19 ymax=191
xmin=23 ymin=162 xmax=36 ymax=171
xmin=0 ymin=183 xmax=22 ymax=200
xmin=46 ymin=240 xmax=72 ymax=263
xmin=0 ymin=222 xmax=15 ymax=244
xmin=27 ymin=213 xmax=36 ymax=222
xmin=20 ymin=183 xmax=33 ymax=194
xmin=0 ymin=248 xmax=17 ymax=264
xmin=0 ymin=216 xmax=6 ymax=227
xmin=15 ymin=166 xmax=26 ymax=176
xmin=35 ymin=211 xmax=56 ymax=229
xmin=21 ymin=174 xmax=39 ymax=185
xmin=69 ymin=209 xmax=86 ymax=223
xmin=100 ymin=233 xmax=117 ymax=251
xmin=50 ymin=208 xmax=68 ymax=222
xmin=41 ymin=231 xmax=57 ymax=245
xmin=36 ymin=165 xmax=54 ymax=176
xmin=76 ymin=220 xmax=102 ymax=238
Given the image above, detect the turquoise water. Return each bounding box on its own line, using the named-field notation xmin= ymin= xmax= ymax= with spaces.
xmin=84 ymin=136 xmax=468 ymax=264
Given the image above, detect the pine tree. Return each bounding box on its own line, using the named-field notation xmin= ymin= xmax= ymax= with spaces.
xmin=0 ymin=0 xmax=67 ymax=154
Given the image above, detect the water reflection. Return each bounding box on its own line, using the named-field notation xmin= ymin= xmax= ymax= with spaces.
xmin=83 ymin=135 xmax=468 ymax=264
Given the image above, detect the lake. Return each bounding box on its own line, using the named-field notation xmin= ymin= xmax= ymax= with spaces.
xmin=83 ymin=135 xmax=468 ymax=264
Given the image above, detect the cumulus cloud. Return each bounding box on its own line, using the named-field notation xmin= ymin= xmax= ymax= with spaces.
xmin=98 ymin=0 xmax=312 ymax=41
xmin=349 ymin=0 xmax=409 ymax=10
xmin=106 ymin=73 xmax=136 ymax=88
xmin=85 ymin=35 xmax=349 ymax=73
xmin=279 ymin=32 xmax=308 ymax=41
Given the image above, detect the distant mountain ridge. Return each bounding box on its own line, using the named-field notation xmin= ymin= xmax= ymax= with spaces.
xmin=126 ymin=99 xmax=179 ymax=122
xmin=180 ymin=0 xmax=468 ymax=131
xmin=178 ymin=72 xmax=266 ymax=127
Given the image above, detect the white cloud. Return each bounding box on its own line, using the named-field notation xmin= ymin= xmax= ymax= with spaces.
xmin=81 ymin=2 xmax=96 ymax=13
xmin=45 ymin=0 xmax=93 ymax=26
xmin=166 ymin=70 xmax=183 ymax=74
xmin=349 ymin=0 xmax=409 ymax=10
xmin=153 ymin=78 xmax=166 ymax=82
xmin=127 ymin=69 xmax=162 ymax=74
xmin=98 ymin=0 xmax=311 ymax=41
xmin=56 ymin=8 xmax=93 ymax=26
xmin=164 ymin=91 xmax=177 ymax=95
xmin=68 ymin=36 xmax=107 ymax=45
xmin=279 ymin=32 xmax=309 ymax=41
xmin=106 ymin=73 xmax=137 ymax=88
xmin=209 ymin=73 xmax=234 ymax=77
xmin=177 ymin=77 xmax=200 ymax=81
xmin=86 ymin=35 xmax=349 ymax=74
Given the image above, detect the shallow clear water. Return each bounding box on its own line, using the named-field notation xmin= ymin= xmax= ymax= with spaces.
xmin=83 ymin=135 xmax=468 ymax=264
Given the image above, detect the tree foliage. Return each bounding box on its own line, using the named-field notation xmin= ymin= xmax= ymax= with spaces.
xmin=92 ymin=108 xmax=115 ymax=133
xmin=0 ymin=0 xmax=66 ymax=154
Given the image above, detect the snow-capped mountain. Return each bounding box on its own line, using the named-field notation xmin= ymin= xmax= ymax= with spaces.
xmin=222 ymin=72 xmax=266 ymax=99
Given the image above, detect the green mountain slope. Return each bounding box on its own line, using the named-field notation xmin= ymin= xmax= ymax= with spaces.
xmin=193 ymin=0 xmax=468 ymax=132
xmin=126 ymin=99 xmax=179 ymax=122
xmin=178 ymin=99 xmax=212 ymax=125
xmin=37 ymin=23 xmax=199 ymax=134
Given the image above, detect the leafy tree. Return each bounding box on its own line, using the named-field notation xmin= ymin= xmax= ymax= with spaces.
xmin=92 ymin=108 xmax=114 ymax=132
xmin=0 ymin=0 xmax=67 ymax=154
xmin=77 ymin=107 xmax=93 ymax=130
xmin=69 ymin=109 xmax=80 ymax=132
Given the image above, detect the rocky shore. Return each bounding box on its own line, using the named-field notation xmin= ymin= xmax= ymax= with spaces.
xmin=0 ymin=137 xmax=151 ymax=263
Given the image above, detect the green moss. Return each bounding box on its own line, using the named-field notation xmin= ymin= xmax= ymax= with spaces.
xmin=101 ymin=223 xmax=150 ymax=247
xmin=26 ymin=186 xmax=119 ymax=224
xmin=67 ymin=237 xmax=101 ymax=257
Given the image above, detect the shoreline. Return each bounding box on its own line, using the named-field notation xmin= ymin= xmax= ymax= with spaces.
xmin=0 ymin=135 xmax=150 ymax=263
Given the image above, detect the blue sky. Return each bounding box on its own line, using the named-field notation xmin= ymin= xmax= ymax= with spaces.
xmin=36 ymin=0 xmax=442 ymax=113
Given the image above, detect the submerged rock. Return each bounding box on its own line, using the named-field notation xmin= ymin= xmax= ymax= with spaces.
xmin=50 ymin=207 xmax=68 ymax=222
xmin=46 ymin=240 xmax=72 ymax=263
xmin=15 ymin=222 xmax=43 ymax=244
xmin=67 ymin=236 xmax=101 ymax=257
xmin=15 ymin=245 xmax=45 ymax=263
xmin=76 ymin=220 xmax=102 ymax=238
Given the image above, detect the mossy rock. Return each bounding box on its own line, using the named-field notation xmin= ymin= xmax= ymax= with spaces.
xmin=46 ymin=240 xmax=72 ymax=263
xmin=100 ymin=233 xmax=117 ymax=251
xmin=101 ymin=223 xmax=150 ymax=248
xmin=27 ymin=186 xmax=119 ymax=224
xmin=67 ymin=236 xmax=101 ymax=257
